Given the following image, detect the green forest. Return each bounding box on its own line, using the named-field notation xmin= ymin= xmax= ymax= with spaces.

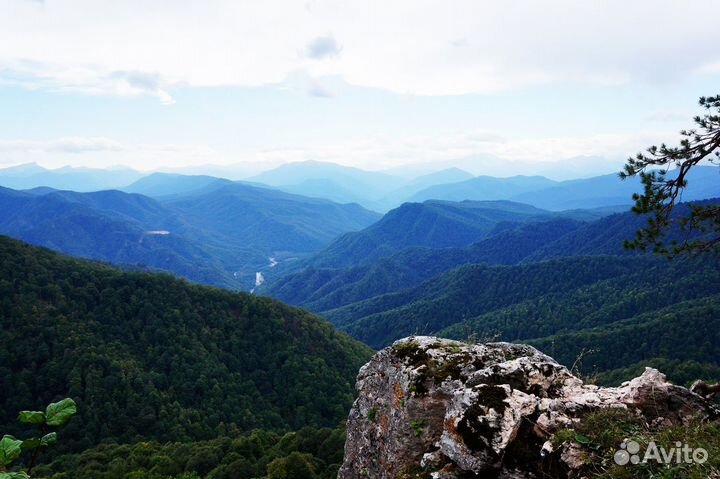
xmin=2 ymin=196 xmax=720 ymax=477
xmin=0 ymin=235 xmax=371 ymax=477
xmin=33 ymin=426 xmax=347 ymax=479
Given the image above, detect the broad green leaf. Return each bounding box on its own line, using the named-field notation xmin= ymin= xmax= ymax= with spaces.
xmin=0 ymin=435 xmax=23 ymax=466
xmin=40 ymin=432 xmax=57 ymax=447
xmin=17 ymin=411 xmax=45 ymax=425
xmin=20 ymin=438 xmax=40 ymax=450
xmin=45 ymin=398 xmax=77 ymax=426
xmin=574 ymin=434 xmax=592 ymax=445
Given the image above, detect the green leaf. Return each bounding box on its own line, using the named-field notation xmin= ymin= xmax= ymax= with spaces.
xmin=20 ymin=438 xmax=40 ymax=450
xmin=0 ymin=435 xmax=23 ymax=467
xmin=0 ymin=472 xmax=30 ymax=479
xmin=17 ymin=411 xmax=45 ymax=425
xmin=574 ymin=434 xmax=592 ymax=445
xmin=45 ymin=398 xmax=77 ymax=426
xmin=40 ymin=432 xmax=57 ymax=447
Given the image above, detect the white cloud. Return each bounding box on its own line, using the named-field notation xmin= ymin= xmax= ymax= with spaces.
xmin=0 ymin=138 xmax=222 ymax=170
xmin=234 ymin=128 xmax=676 ymax=175
xmin=46 ymin=137 xmax=126 ymax=154
xmin=0 ymin=0 xmax=718 ymax=99
xmin=306 ymin=77 xmax=334 ymax=97
xmin=0 ymin=137 xmax=123 ymax=154
xmin=109 ymin=71 xmax=175 ymax=104
xmin=695 ymin=61 xmax=720 ymax=74
xmin=0 ymin=60 xmax=175 ymax=103
xmin=644 ymin=110 xmax=694 ymax=123
xmin=305 ymin=35 xmax=342 ymax=59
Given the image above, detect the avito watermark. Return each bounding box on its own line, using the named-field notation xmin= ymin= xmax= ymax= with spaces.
xmin=614 ymin=439 xmax=708 ymax=466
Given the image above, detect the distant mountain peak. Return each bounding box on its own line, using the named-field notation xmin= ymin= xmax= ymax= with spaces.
xmin=0 ymin=162 xmax=47 ymax=176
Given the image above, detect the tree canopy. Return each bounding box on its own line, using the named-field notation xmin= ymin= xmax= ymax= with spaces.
xmin=621 ymin=94 xmax=720 ymax=255
xmin=0 ymin=235 xmax=372 ymax=454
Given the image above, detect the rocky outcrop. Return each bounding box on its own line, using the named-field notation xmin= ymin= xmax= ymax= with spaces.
xmin=338 ymin=336 xmax=719 ymax=479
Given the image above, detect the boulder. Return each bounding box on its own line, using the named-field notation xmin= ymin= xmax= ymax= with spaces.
xmin=338 ymin=336 xmax=719 ymax=478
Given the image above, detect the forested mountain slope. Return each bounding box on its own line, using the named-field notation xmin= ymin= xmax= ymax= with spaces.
xmin=0 ymin=236 xmax=373 ymax=454
xmin=165 ymin=182 xmax=380 ymax=254
xmin=0 ymin=187 xmax=235 ymax=287
xmin=325 ymin=255 xmax=720 ymax=350
xmin=0 ymin=184 xmax=380 ymax=289
xmin=292 ymin=200 xmax=562 ymax=271
xmin=526 ymin=295 xmax=720 ymax=385
xmin=36 ymin=426 xmax=350 ymax=479
xmin=266 ymin=201 xmax=717 ymax=318
xmin=265 ymin=218 xmax=585 ymax=312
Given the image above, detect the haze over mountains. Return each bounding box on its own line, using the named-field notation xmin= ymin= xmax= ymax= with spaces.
xmin=4 ymin=2 xmax=720 ymax=477
xmin=261 ymin=199 xmax=720 ymax=386
xmin=0 ymin=158 xmax=719 ymax=478
xmin=0 ymin=162 xmax=144 ymax=192
xmin=0 ymin=160 xmax=718 ymax=292
xmin=409 ymin=166 xmax=720 ymax=210
xmin=247 ymin=161 xmax=478 ymax=210
xmin=0 ymin=181 xmax=380 ymax=289
xmin=3 ymin=160 xmax=715 ymax=213
xmin=0 ymin=158 xmax=718 ymax=389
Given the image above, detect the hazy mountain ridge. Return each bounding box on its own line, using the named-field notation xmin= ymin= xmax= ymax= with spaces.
xmin=262 ymin=200 xmax=636 ymax=306
xmin=0 ymin=186 xmax=238 ymax=287
xmin=0 ymin=183 xmax=381 ymax=289
xmin=265 ymin=217 xmax=585 ymax=312
xmin=166 ymin=182 xmax=380 ymax=251
xmin=122 ymin=172 xmax=234 ymax=197
xmin=0 ymin=163 xmax=143 ymax=192
xmin=408 ymin=174 xmax=558 ymax=203
xmin=4 ymin=161 xmax=714 ymax=214
xmin=410 ymin=165 xmax=720 ymax=210
xmin=247 ymin=160 xmax=401 ymax=209
xmin=289 ymin=200 xmax=557 ymax=271
xmin=264 ymin=197 xmax=720 ymax=385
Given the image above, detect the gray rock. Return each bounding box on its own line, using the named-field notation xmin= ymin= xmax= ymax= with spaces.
xmin=338 ymin=336 xmax=719 ymax=479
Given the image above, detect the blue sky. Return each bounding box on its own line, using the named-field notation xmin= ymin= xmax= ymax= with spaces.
xmin=1 ymin=0 xmax=719 ymax=177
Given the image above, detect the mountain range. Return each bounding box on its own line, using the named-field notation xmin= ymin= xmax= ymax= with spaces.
xmin=207 ymin=162 xmax=720 ymax=211
xmin=0 ymin=161 xmax=717 ymax=293
xmin=277 ymin=200 xmax=622 ymax=274
xmin=264 ymin=208 xmax=648 ymax=314
xmin=262 ymin=195 xmax=720 ymax=384
xmin=248 ymin=162 xmax=476 ymax=210
xmin=2 ymin=160 xmax=717 ymax=213
xmin=0 ymin=163 xmax=143 ymax=192
xmin=0 ymin=183 xmax=380 ymax=289
xmin=409 ymin=165 xmax=719 ymax=210
xmin=0 ymin=160 xmax=718 ymax=478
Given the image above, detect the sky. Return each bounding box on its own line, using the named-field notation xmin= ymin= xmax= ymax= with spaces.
xmin=0 ymin=0 xmax=719 ymax=177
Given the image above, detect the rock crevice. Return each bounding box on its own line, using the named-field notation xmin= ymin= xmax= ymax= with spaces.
xmin=338 ymin=336 xmax=718 ymax=478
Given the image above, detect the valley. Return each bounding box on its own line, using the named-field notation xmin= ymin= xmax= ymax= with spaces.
xmin=1 ymin=132 xmax=719 ymax=479
xmin=3 ymin=5 xmax=720 ymax=477
xmin=1 ymin=161 xmax=718 ymax=389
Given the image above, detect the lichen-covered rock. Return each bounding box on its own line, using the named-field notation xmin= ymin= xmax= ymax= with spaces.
xmin=338 ymin=336 xmax=719 ymax=479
